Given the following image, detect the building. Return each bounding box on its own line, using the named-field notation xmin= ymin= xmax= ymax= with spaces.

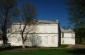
xmin=0 ymin=20 xmax=75 ymax=47
xmin=61 ymin=28 xmax=75 ymax=45
xmin=7 ymin=20 xmax=60 ymax=47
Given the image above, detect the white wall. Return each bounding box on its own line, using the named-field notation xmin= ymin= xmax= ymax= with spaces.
xmin=38 ymin=34 xmax=58 ymax=47
xmin=7 ymin=34 xmax=58 ymax=47
xmin=61 ymin=38 xmax=75 ymax=44
xmin=61 ymin=33 xmax=75 ymax=45
xmin=7 ymin=23 xmax=59 ymax=47
xmin=7 ymin=34 xmax=22 ymax=46
xmin=64 ymin=33 xmax=75 ymax=38
xmin=11 ymin=24 xmax=58 ymax=33
xmin=36 ymin=24 xmax=58 ymax=33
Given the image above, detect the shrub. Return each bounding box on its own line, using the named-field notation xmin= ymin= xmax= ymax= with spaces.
xmin=59 ymin=44 xmax=68 ymax=48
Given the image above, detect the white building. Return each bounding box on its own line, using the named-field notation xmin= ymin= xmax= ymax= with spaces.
xmin=61 ymin=28 xmax=75 ymax=45
xmin=7 ymin=20 xmax=60 ymax=47
xmin=0 ymin=20 xmax=75 ymax=47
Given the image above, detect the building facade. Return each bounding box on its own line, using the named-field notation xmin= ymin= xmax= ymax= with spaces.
xmin=7 ymin=20 xmax=60 ymax=47
xmin=61 ymin=28 xmax=75 ymax=45
xmin=0 ymin=20 xmax=75 ymax=47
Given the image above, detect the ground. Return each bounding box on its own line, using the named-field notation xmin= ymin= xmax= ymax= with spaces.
xmin=0 ymin=47 xmax=85 ymax=55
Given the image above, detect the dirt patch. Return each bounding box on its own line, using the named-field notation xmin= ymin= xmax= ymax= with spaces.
xmin=66 ymin=45 xmax=85 ymax=49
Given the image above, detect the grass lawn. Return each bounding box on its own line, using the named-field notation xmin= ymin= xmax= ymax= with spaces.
xmin=0 ymin=48 xmax=85 ymax=55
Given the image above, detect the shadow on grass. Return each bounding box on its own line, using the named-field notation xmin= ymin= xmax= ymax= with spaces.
xmin=0 ymin=46 xmax=23 ymax=51
xmin=68 ymin=48 xmax=85 ymax=55
xmin=1 ymin=46 xmax=85 ymax=55
xmin=0 ymin=46 xmax=40 ymax=52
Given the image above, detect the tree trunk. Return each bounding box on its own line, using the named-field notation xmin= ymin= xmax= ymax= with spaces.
xmin=22 ymin=40 xmax=25 ymax=48
xmin=21 ymin=23 xmax=28 ymax=48
xmin=21 ymin=33 xmax=25 ymax=48
xmin=2 ymin=16 xmax=8 ymax=45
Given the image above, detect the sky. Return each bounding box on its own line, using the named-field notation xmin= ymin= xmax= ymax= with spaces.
xmin=18 ymin=0 xmax=69 ymax=27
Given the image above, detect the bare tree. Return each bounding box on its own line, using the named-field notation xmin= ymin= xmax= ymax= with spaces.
xmin=19 ymin=3 xmax=37 ymax=48
xmin=29 ymin=33 xmax=41 ymax=47
xmin=0 ymin=0 xmax=19 ymax=45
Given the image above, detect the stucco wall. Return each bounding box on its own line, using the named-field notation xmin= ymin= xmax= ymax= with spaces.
xmin=61 ymin=33 xmax=75 ymax=45
xmin=36 ymin=24 xmax=58 ymax=33
xmin=61 ymin=38 xmax=75 ymax=44
xmin=7 ymin=34 xmax=58 ymax=47
xmin=10 ymin=24 xmax=58 ymax=33
xmin=7 ymin=23 xmax=59 ymax=47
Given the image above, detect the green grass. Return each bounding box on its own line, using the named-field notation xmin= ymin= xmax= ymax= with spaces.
xmin=0 ymin=48 xmax=85 ymax=55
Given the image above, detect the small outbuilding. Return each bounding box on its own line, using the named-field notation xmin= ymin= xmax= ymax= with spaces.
xmin=61 ymin=28 xmax=75 ymax=45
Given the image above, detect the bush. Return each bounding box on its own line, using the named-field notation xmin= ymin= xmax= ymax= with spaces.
xmin=59 ymin=44 xmax=68 ymax=48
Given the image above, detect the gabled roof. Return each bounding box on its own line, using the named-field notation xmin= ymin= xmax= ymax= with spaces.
xmin=61 ymin=28 xmax=74 ymax=33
